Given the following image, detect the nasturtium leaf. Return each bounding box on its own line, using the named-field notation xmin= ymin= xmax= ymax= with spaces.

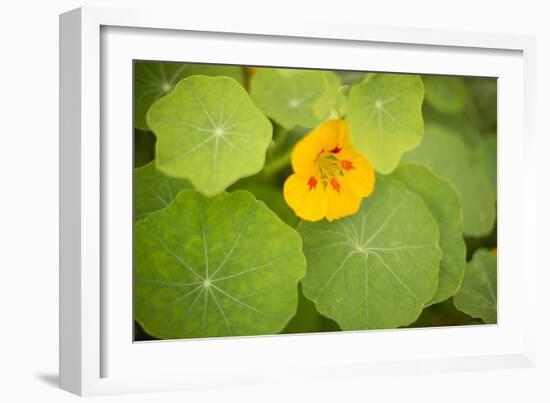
xmin=422 ymin=75 xmax=468 ymax=115
xmin=346 ymin=73 xmax=425 ymax=174
xmin=390 ymin=164 xmax=466 ymax=305
xmin=454 ymin=248 xmax=497 ymax=324
xmin=402 ymin=123 xmax=496 ymax=237
xmin=134 ymin=61 xmax=244 ymax=130
xmin=147 ymin=76 xmax=273 ymax=196
xmin=282 ymin=285 xmax=340 ymax=334
xmin=298 ymin=177 xmax=442 ymax=330
xmin=134 ymin=190 xmax=306 ymax=339
xmin=250 ymin=68 xmax=343 ymax=129
xmin=134 ymin=161 xmax=191 ymax=221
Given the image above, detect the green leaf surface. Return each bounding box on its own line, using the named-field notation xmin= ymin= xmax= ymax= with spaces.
xmin=298 ymin=177 xmax=442 ymax=330
xmin=454 ymin=248 xmax=497 ymax=324
xmin=423 ymin=75 xmax=468 ymax=114
xmin=134 ymin=190 xmax=306 ymax=339
xmin=147 ymin=75 xmax=272 ymax=196
xmin=281 ymin=285 xmax=340 ymax=334
xmin=250 ymin=69 xmax=343 ymax=129
xmin=346 ymin=73 xmax=425 ymax=174
xmin=134 ymin=61 xmax=243 ymax=130
xmin=134 ymin=161 xmax=191 ymax=221
xmin=390 ymin=164 xmax=466 ymax=305
xmin=402 ymin=123 xmax=496 ymax=237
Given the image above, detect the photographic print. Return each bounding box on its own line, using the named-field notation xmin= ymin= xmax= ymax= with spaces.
xmin=133 ymin=62 xmax=497 ymax=341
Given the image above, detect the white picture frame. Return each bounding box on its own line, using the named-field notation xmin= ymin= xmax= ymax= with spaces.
xmin=59 ymin=6 xmax=537 ymax=396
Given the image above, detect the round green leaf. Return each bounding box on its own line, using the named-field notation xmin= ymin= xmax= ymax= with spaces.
xmin=346 ymin=73 xmax=425 ymax=174
xmin=134 ymin=61 xmax=244 ymax=130
xmin=134 ymin=190 xmax=306 ymax=339
xmin=402 ymin=123 xmax=496 ymax=237
xmin=390 ymin=164 xmax=466 ymax=305
xmin=147 ymin=76 xmax=272 ymax=196
xmin=454 ymin=248 xmax=497 ymax=324
xmin=250 ymin=69 xmax=343 ymax=129
xmin=298 ymin=177 xmax=442 ymax=330
xmin=134 ymin=160 xmax=191 ymax=221
xmin=423 ymin=75 xmax=468 ymax=114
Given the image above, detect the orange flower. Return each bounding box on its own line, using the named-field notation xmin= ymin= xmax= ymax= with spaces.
xmin=283 ymin=120 xmax=376 ymax=221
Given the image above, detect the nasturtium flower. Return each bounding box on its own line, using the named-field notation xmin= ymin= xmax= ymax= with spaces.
xmin=283 ymin=120 xmax=376 ymax=222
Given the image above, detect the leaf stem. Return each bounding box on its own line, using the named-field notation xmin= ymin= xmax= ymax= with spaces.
xmin=262 ymin=148 xmax=292 ymax=178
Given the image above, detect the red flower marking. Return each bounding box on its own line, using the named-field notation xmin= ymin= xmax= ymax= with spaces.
xmin=307 ymin=176 xmax=318 ymax=191
xmin=330 ymin=177 xmax=341 ymax=193
xmin=331 ymin=146 xmax=342 ymax=154
xmin=341 ymin=160 xmax=355 ymax=171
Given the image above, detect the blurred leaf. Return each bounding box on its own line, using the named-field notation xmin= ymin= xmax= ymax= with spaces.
xmin=281 ymin=284 xmax=340 ymax=334
xmin=134 ymin=190 xmax=306 ymax=339
xmin=466 ymin=77 xmax=497 ymax=131
xmin=134 ymin=61 xmax=243 ymax=130
xmin=422 ymin=104 xmax=482 ymax=146
xmin=298 ymin=177 xmax=441 ymax=330
xmin=402 ymin=123 xmax=496 ymax=237
xmin=423 ymin=75 xmax=468 ymax=114
xmin=454 ymin=248 xmax=497 ymax=324
xmin=134 ymin=161 xmax=191 ymax=222
xmin=147 ymin=76 xmax=272 ymax=196
xmin=475 ymin=133 xmax=497 ymax=194
xmin=390 ymin=164 xmax=466 ymax=305
xmin=346 ymin=73 xmax=425 ymax=174
xmin=250 ymin=69 xmax=343 ymax=129
xmin=336 ymin=70 xmax=367 ymax=85
xmin=134 ymin=129 xmax=156 ymax=168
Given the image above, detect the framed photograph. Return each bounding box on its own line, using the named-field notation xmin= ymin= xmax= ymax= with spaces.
xmin=59 ymin=6 xmax=537 ymax=396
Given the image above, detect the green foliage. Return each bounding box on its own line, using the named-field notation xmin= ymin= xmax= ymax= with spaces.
xmin=454 ymin=248 xmax=497 ymax=324
xmin=134 ymin=61 xmax=243 ymax=130
xmin=298 ymin=177 xmax=442 ymax=330
xmin=134 ymin=190 xmax=306 ymax=339
xmin=423 ymin=75 xmax=468 ymax=114
xmin=147 ymin=76 xmax=272 ymax=196
xmin=134 ymin=161 xmax=191 ymax=221
xmin=250 ymin=69 xmax=344 ymax=129
xmin=346 ymin=73 xmax=425 ymax=174
xmin=402 ymin=123 xmax=496 ymax=237
xmin=390 ymin=164 xmax=466 ymax=305
xmin=133 ymin=63 xmax=497 ymax=340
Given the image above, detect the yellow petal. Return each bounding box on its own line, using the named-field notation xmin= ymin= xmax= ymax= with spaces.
xmin=324 ymin=177 xmax=362 ymax=221
xmin=291 ymin=120 xmax=349 ymax=176
xmin=341 ymin=153 xmax=376 ymax=198
xmin=283 ymin=173 xmax=328 ymax=222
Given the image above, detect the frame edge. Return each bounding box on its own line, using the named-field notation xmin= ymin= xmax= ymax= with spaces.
xmin=59 ymin=7 xmax=83 ymax=396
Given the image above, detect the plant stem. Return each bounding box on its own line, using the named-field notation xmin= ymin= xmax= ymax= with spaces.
xmin=262 ymin=149 xmax=292 ymax=178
